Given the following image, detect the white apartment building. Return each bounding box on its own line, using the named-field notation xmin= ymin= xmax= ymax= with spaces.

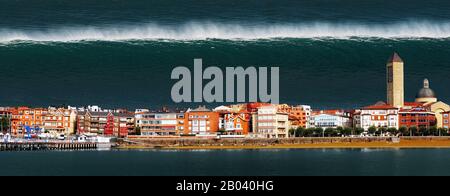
xmin=135 ymin=112 xmax=179 ymax=136
xmin=358 ymin=103 xmax=399 ymax=130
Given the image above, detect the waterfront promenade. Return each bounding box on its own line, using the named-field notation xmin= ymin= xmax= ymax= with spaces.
xmin=119 ymin=136 xmax=450 ymax=149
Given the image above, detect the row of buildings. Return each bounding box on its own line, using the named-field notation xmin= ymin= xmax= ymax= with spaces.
xmin=0 ymin=103 xmax=312 ymax=138
xmin=1 ymin=53 xmax=450 ymax=138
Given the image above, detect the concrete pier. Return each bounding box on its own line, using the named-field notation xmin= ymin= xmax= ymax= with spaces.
xmin=0 ymin=141 xmax=99 ymax=151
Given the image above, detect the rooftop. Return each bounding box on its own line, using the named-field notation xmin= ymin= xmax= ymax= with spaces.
xmin=387 ymin=52 xmax=403 ymax=63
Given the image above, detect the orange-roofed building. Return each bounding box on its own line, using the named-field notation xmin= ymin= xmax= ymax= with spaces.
xmin=277 ymin=104 xmax=311 ymax=128
xmin=9 ymin=107 xmax=46 ymax=136
xmin=246 ymin=102 xmax=272 ymax=113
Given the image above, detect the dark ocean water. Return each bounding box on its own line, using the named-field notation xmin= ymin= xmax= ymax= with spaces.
xmin=2 ymin=149 xmax=450 ymax=176
xmin=1 ymin=0 xmax=450 ymax=109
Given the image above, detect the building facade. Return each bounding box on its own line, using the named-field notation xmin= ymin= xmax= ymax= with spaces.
xmin=135 ymin=112 xmax=180 ymax=136
xmin=358 ymin=102 xmax=399 ymax=130
xmin=105 ymin=112 xmax=134 ymax=137
xmin=254 ymin=105 xmax=289 ymax=138
xmin=183 ymin=106 xmax=220 ymax=135
xmin=277 ymin=104 xmax=311 ymax=128
xmin=81 ymin=111 xmax=109 ymax=135
xmin=399 ymin=103 xmax=436 ymax=129
xmin=214 ymin=106 xmax=251 ymax=135
xmin=10 ymin=107 xmax=46 ymax=136
xmin=414 ymin=79 xmax=450 ymax=128
xmin=310 ymin=110 xmax=352 ymax=129
xmin=43 ymin=107 xmax=77 ymax=135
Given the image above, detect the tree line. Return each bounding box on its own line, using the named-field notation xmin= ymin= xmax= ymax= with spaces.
xmin=289 ymin=126 xmax=450 ymax=137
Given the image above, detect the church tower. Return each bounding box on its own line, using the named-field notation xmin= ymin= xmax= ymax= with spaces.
xmin=386 ymin=52 xmax=404 ymax=108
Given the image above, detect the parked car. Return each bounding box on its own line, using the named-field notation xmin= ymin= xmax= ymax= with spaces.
xmin=57 ymin=134 xmax=66 ymax=140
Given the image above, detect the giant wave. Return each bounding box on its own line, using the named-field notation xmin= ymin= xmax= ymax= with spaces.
xmin=1 ymin=21 xmax=450 ymax=42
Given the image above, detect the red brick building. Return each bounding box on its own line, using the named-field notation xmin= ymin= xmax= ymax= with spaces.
xmin=183 ymin=106 xmax=220 ymax=135
xmin=399 ymin=102 xmax=436 ymax=129
xmin=105 ymin=112 xmax=134 ymax=138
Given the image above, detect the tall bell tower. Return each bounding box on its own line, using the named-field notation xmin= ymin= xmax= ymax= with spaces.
xmin=386 ymin=52 xmax=404 ymax=108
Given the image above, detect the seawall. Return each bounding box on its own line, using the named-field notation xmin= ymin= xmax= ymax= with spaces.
xmin=120 ymin=136 xmax=450 ymax=149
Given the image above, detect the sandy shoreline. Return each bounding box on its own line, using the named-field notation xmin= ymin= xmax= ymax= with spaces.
xmin=116 ymin=140 xmax=450 ymax=150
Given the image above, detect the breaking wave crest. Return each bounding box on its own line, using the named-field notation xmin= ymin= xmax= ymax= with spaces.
xmin=1 ymin=21 xmax=450 ymax=42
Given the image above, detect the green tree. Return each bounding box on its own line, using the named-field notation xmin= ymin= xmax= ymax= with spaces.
xmin=336 ymin=126 xmax=343 ymax=135
xmin=305 ymin=128 xmax=316 ymax=137
xmin=296 ymin=127 xmax=306 ymax=137
xmin=342 ymin=127 xmax=352 ymax=136
xmin=438 ymin=128 xmax=449 ymax=136
xmin=387 ymin=127 xmax=398 ymax=136
xmin=418 ymin=127 xmax=427 ymax=136
xmin=409 ymin=126 xmax=418 ymax=136
xmin=444 ymin=128 xmax=450 ymax=136
xmin=324 ymin=128 xmax=335 ymax=137
xmin=399 ymin=126 xmax=408 ymax=136
xmin=377 ymin=127 xmax=387 ymax=136
xmin=368 ymin=126 xmax=377 ymax=135
xmin=354 ymin=128 xmax=364 ymax=135
xmin=428 ymin=126 xmax=438 ymax=136
xmin=314 ymin=127 xmax=324 ymax=137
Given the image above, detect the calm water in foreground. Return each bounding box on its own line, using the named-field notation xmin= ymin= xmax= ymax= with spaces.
xmin=1 ymin=149 xmax=450 ymax=176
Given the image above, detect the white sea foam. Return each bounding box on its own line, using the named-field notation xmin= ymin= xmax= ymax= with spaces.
xmin=1 ymin=21 xmax=450 ymax=42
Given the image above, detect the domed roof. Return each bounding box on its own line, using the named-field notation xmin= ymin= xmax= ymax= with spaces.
xmin=416 ymin=79 xmax=436 ymax=98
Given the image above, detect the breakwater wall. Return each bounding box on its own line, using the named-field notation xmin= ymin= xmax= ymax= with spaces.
xmin=123 ymin=137 xmax=409 ymax=147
